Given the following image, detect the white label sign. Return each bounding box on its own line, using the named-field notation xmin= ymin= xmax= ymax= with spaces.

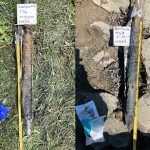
xmin=113 ymin=26 xmax=131 ymax=46
xmin=17 ymin=4 xmax=37 ymax=25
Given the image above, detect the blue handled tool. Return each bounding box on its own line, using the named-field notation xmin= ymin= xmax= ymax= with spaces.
xmin=0 ymin=102 xmax=10 ymax=121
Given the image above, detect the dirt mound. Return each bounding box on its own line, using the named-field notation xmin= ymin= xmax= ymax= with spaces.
xmin=76 ymin=0 xmax=120 ymax=96
xmin=139 ymin=93 xmax=150 ymax=133
xmin=92 ymin=0 xmax=129 ymax=12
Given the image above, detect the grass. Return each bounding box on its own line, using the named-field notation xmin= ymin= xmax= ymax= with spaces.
xmin=0 ymin=0 xmax=75 ymax=150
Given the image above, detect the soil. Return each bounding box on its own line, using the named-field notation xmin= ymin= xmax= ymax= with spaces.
xmin=75 ymin=0 xmax=150 ymax=149
xmin=76 ymin=0 xmax=121 ymax=96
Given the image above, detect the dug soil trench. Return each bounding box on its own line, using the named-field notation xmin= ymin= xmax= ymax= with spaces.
xmin=75 ymin=0 xmax=150 ymax=149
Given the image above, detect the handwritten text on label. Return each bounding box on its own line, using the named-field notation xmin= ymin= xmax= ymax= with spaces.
xmin=17 ymin=4 xmax=37 ymax=25
xmin=113 ymin=26 xmax=131 ymax=46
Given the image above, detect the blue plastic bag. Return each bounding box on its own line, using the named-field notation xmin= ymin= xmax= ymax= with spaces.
xmin=76 ymin=101 xmax=105 ymax=145
xmin=0 ymin=103 xmax=10 ymax=121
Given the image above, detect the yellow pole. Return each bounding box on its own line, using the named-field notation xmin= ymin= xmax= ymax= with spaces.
xmin=16 ymin=33 xmax=23 ymax=150
xmin=133 ymin=20 xmax=143 ymax=150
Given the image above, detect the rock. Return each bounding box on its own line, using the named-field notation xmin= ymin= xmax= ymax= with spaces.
xmin=90 ymin=21 xmax=111 ymax=41
xmin=99 ymin=92 xmax=118 ymax=116
xmin=92 ymin=0 xmax=129 ymax=13
xmin=76 ymin=0 xmax=120 ymax=95
xmin=142 ymin=39 xmax=150 ymax=84
xmin=81 ymin=54 xmax=119 ymax=96
xmin=93 ymin=49 xmax=115 ymax=68
xmin=77 ymin=92 xmax=118 ymax=116
xmin=104 ymin=117 xmax=131 ymax=148
xmin=141 ymin=0 xmax=150 ymax=28
xmin=138 ymin=93 xmax=150 ymax=133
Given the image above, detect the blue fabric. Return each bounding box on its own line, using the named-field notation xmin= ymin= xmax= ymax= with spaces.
xmin=0 ymin=103 xmax=10 ymax=121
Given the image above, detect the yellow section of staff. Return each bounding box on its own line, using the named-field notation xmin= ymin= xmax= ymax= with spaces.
xmin=133 ymin=20 xmax=143 ymax=150
xmin=15 ymin=32 xmax=23 ymax=150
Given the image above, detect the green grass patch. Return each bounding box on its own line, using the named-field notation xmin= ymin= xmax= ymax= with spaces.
xmin=0 ymin=0 xmax=75 ymax=149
